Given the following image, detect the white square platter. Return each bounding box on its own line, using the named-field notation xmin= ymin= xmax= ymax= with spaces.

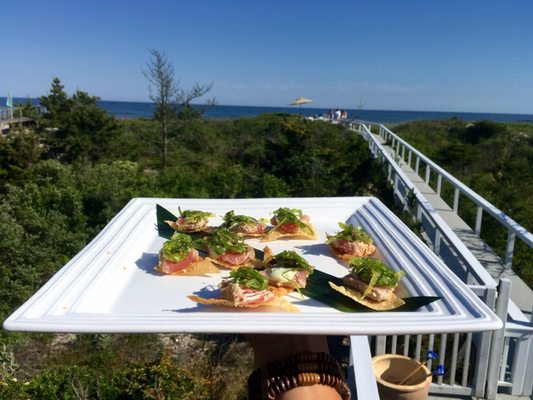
xmin=3 ymin=197 xmax=502 ymax=335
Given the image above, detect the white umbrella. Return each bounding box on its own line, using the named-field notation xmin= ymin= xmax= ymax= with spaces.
xmin=288 ymin=97 xmax=313 ymax=113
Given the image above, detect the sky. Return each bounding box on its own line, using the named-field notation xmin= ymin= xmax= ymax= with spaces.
xmin=2 ymin=0 xmax=533 ymax=114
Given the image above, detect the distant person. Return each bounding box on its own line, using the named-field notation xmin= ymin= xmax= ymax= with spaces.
xmin=334 ymin=109 xmax=341 ymax=121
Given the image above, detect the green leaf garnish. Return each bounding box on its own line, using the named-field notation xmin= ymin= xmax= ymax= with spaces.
xmin=229 ymin=267 xmax=268 ymax=290
xmin=349 ymin=258 xmax=405 ymax=299
xmin=220 ymin=210 xmax=259 ymax=231
xmin=178 ymin=207 xmax=215 ymax=223
xmin=265 ymin=250 xmax=314 ymax=274
xmin=204 ymin=228 xmax=249 ymax=255
xmin=326 ymin=223 xmax=373 ymax=244
xmin=161 ymin=233 xmax=194 ymax=262
xmin=271 ymin=207 xmax=314 ymax=236
xmin=272 ymin=207 xmax=303 ymax=222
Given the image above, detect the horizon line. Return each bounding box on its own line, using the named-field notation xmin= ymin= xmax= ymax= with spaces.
xmin=1 ymin=96 xmax=532 ymax=117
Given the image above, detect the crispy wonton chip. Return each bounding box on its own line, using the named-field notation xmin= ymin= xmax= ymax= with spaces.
xmin=187 ymin=295 xmax=299 ymax=312
xmin=261 ymin=223 xmax=319 ymax=242
xmin=164 ymin=220 xmax=216 ymax=233
xmin=205 ymin=257 xmax=263 ymax=270
xmin=329 ymin=282 xmax=405 ymax=311
xmin=234 ymin=230 xmax=267 ymax=238
xmin=154 ymin=258 xmax=220 ymax=276
xmin=269 ymin=286 xmax=294 ymax=297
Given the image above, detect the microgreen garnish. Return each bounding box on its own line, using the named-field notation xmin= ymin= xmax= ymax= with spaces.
xmin=220 ymin=210 xmax=259 ymax=231
xmin=271 ymin=207 xmax=313 ymax=235
xmin=266 ymin=250 xmax=313 ymax=273
xmin=161 ymin=232 xmax=194 ymax=262
xmin=178 ymin=207 xmax=214 ymax=223
xmin=204 ymin=228 xmax=249 ymax=255
xmin=229 ymin=267 xmax=268 ymax=290
xmin=349 ymin=257 xmax=405 ymax=299
xmin=326 ymin=223 xmax=373 ymax=244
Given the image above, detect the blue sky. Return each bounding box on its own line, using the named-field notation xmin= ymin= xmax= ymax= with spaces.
xmin=2 ymin=1 xmax=533 ymax=113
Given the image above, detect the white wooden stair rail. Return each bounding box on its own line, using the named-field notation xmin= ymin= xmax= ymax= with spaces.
xmin=348 ymin=336 xmax=380 ymax=400
xmin=347 ymin=121 xmax=533 ymax=397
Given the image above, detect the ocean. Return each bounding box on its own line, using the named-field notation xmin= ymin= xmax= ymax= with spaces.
xmin=2 ymin=97 xmax=533 ymax=124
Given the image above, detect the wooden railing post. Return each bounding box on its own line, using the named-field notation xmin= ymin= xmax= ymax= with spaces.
xmin=475 ymin=206 xmax=483 ymax=236
xmin=434 ymin=229 xmax=441 ymax=255
xmin=486 ymin=279 xmax=511 ymax=399
xmin=504 ymin=231 xmax=516 ymax=268
xmin=473 ymin=287 xmax=497 ymax=398
xmin=453 ymin=188 xmax=460 ymax=212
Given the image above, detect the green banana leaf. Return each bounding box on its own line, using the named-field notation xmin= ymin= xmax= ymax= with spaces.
xmin=156 ymin=204 xmax=179 ymax=240
xmin=303 ymin=270 xmax=441 ymax=312
xmin=157 ymin=204 xmax=440 ymax=312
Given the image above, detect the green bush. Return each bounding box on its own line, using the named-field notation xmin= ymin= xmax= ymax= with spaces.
xmin=0 ymin=111 xmax=437 ymax=399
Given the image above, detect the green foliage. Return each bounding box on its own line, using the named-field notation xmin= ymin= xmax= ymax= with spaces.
xmin=143 ymin=49 xmax=215 ymax=169
xmin=39 ymin=78 xmax=120 ymax=162
xmin=0 ymin=131 xmax=42 ymax=183
xmin=2 ymin=358 xmax=212 ymax=399
xmin=74 ymin=161 xmax=153 ymax=233
xmin=392 ymin=119 xmax=533 ymax=287
xmin=109 ymin=357 xmax=211 ymax=399
xmin=112 ymin=118 xmax=160 ymax=163
xmin=0 ymin=106 xmax=424 ymax=399
xmin=0 ymin=162 xmax=89 ymax=322
xmin=4 ymin=78 xmax=530 ymax=400
xmin=461 ymin=120 xmax=504 ymax=144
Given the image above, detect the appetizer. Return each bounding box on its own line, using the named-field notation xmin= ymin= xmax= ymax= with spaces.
xmin=155 ymin=232 xmax=218 ymax=275
xmin=219 ymin=210 xmax=267 ymax=237
xmin=326 ymin=223 xmax=376 ymax=260
xmin=166 ymin=207 xmax=215 ymax=232
xmin=202 ymin=228 xmax=256 ymax=269
xmin=188 ymin=266 xmax=298 ymax=311
xmin=263 ymin=249 xmax=314 ymax=296
xmin=262 ymin=207 xmax=318 ymax=241
xmin=329 ymin=257 xmax=405 ymax=310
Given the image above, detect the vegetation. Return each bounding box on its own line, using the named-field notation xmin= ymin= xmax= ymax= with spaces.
xmin=3 ymin=78 xmax=531 ymax=397
xmin=38 ymin=78 xmax=120 ymax=163
xmin=1 ymin=78 xmax=389 ymax=398
xmin=143 ymin=49 xmax=215 ymax=169
xmin=390 ymin=118 xmax=533 ymax=286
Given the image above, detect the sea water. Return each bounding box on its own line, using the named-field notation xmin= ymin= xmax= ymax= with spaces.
xmin=2 ymin=97 xmax=533 ymax=124
xmin=98 ymin=101 xmax=533 ymax=124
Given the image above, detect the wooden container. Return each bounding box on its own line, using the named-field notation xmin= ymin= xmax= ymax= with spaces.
xmin=372 ymin=354 xmax=432 ymax=400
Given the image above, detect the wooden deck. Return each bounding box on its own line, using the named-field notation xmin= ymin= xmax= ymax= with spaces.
xmin=1 ymin=107 xmax=36 ymax=131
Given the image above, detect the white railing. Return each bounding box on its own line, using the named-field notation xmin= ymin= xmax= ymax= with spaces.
xmin=350 ymin=121 xmax=533 ymax=398
xmin=377 ymin=124 xmax=533 ymax=269
xmin=0 ymin=107 xmax=22 ymax=121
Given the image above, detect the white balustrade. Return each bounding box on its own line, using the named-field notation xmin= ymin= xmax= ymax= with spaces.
xmin=374 ymin=123 xmax=532 ymax=269
xmin=348 ymin=120 xmax=533 ymax=398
